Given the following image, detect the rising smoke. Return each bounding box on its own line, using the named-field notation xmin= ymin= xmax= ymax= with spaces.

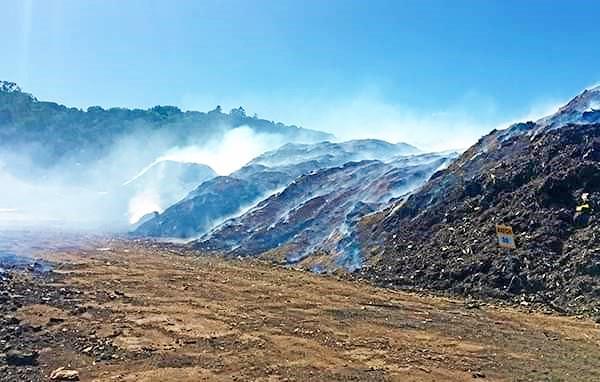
xmin=0 ymin=125 xmax=289 ymax=231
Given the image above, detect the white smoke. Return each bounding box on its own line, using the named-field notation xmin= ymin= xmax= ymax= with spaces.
xmin=183 ymin=86 xmax=568 ymax=152
xmin=0 ymin=125 xmax=289 ymax=231
xmin=127 ymin=191 xmax=162 ymax=225
xmin=124 ymin=126 xmax=286 ymax=223
xmin=137 ymin=126 xmax=285 ymax=176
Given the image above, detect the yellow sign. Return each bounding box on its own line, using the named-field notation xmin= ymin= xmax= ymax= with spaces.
xmin=496 ymin=224 xmax=516 ymax=249
xmin=576 ymin=204 xmax=590 ymax=212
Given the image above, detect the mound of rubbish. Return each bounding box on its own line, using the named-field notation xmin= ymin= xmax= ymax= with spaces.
xmin=362 ymin=119 xmax=600 ymax=315
xmin=134 ymin=139 xmax=426 ymax=239
xmin=193 ymin=153 xmax=454 ymax=270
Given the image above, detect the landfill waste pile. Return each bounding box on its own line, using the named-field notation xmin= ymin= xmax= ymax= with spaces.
xmin=362 ymin=121 xmax=600 ymax=316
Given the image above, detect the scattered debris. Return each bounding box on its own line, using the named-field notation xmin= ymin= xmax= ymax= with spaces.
xmin=1 ymin=231 xmax=600 ymax=381
xmin=472 ymin=371 xmax=486 ymax=378
xmin=5 ymin=350 xmax=38 ymax=366
xmin=49 ymin=367 xmax=80 ymax=381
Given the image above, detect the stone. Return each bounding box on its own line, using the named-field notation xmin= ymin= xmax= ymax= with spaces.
xmin=50 ymin=367 xmax=80 ymax=380
xmin=5 ymin=349 xmax=38 ymax=366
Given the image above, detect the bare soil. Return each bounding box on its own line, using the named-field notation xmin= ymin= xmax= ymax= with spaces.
xmin=2 ymin=237 xmax=600 ymax=381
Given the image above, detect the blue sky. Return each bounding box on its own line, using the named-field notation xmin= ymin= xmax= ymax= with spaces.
xmin=2 ymin=0 xmax=600 ymax=149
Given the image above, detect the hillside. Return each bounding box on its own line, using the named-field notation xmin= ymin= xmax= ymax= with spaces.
xmin=361 ymin=87 xmax=600 ymax=315
xmin=0 ymin=80 xmax=332 ymax=167
xmin=0 ymin=81 xmax=333 ymax=229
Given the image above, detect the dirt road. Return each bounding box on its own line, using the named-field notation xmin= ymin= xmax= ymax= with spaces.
xmin=2 ymin=236 xmax=600 ymax=381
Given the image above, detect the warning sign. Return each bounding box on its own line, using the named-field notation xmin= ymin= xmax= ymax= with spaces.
xmin=496 ymin=225 xmax=516 ymax=249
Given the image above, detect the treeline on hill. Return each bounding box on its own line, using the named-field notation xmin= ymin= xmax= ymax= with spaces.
xmin=0 ymin=81 xmax=330 ymax=166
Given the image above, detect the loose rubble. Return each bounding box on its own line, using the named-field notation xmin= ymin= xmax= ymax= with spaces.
xmin=0 ymin=249 xmax=126 ymax=382
xmin=49 ymin=367 xmax=80 ymax=381
xmin=2 ymin=235 xmax=600 ymax=381
xmin=362 ymin=123 xmax=600 ymax=316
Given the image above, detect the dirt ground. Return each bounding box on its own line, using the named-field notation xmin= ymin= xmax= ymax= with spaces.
xmin=3 ymin=236 xmax=600 ymax=381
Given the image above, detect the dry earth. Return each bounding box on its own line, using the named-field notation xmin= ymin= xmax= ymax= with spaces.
xmin=2 ymin=234 xmax=600 ymax=381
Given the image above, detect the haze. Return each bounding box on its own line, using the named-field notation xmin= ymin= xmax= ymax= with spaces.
xmin=2 ymin=0 xmax=600 ymax=150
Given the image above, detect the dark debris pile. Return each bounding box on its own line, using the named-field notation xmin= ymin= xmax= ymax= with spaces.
xmin=362 ymin=123 xmax=600 ymax=316
xmin=0 ymin=265 xmax=125 ymax=382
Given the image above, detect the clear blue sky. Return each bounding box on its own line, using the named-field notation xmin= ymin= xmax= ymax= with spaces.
xmin=2 ymin=0 xmax=600 ymax=148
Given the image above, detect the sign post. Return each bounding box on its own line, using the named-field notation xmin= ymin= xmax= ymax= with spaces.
xmin=496 ymin=224 xmax=516 ymax=249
